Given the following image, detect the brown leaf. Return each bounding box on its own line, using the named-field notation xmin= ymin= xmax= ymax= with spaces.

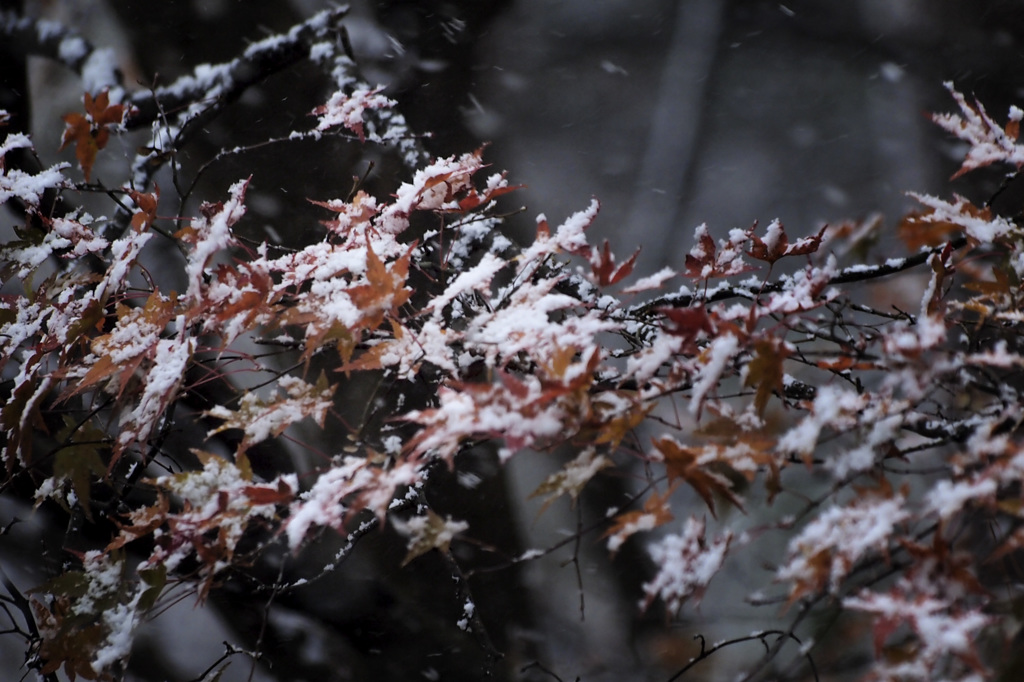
xmin=399 ymin=510 xmax=468 ymax=566
xmin=529 ymin=449 xmax=612 ymax=515
xmin=654 ymin=437 xmax=744 ymax=517
xmin=744 ymin=338 xmax=789 ymax=416
xmin=128 ymin=186 xmax=159 ymax=232
xmin=243 ymin=479 xmax=294 ymax=506
xmin=347 ymin=241 xmax=413 ymax=330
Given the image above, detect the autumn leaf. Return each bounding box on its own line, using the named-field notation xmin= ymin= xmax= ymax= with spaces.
xmin=815 ymin=356 xmax=878 ymax=372
xmin=653 ymin=436 xmax=744 ymax=517
xmin=106 ymin=494 xmax=170 ymax=552
xmin=60 ymin=90 xmax=126 ymax=182
xmin=242 ymin=478 xmax=295 ymax=506
xmin=341 ymin=319 xmax=406 ymax=374
xmin=747 ymin=220 xmax=826 ymax=265
xmin=744 ymin=338 xmax=789 ymax=416
xmin=898 ymin=210 xmax=962 ymax=250
xmin=204 ymin=373 xmax=336 ymax=454
xmin=590 ymin=240 xmax=640 ymax=287
xmin=455 ymin=171 xmax=521 ymax=211
xmin=347 ymin=241 xmax=413 ymax=330
xmin=51 ymin=417 xmax=109 ymax=521
xmin=589 ymin=392 xmax=653 ymax=448
xmin=128 ymin=186 xmax=159 ymax=232
xmin=603 ymin=486 xmax=675 ymax=554
xmin=397 ymin=510 xmax=469 ymax=566
xmin=312 ymin=86 xmax=395 ymax=142
xmin=529 ymin=448 xmax=612 ymax=515
xmin=64 ymin=291 xmax=177 ymax=403
xmin=658 ymin=305 xmax=716 ymax=355
xmin=683 ymin=225 xmax=719 ymax=278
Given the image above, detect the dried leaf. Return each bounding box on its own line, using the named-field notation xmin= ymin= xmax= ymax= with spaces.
xmin=744 ymin=338 xmax=788 ymax=416
xmin=653 ymin=437 xmax=744 ymax=517
xmin=398 ymin=510 xmax=468 ymax=566
xmin=529 ymin=448 xmax=612 ymax=515
xmin=603 ymin=486 xmax=675 ymax=554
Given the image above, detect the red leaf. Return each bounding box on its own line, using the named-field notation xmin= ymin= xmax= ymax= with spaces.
xmin=590 ymin=240 xmax=640 ymax=287
xmin=243 ymin=480 xmax=294 ymax=505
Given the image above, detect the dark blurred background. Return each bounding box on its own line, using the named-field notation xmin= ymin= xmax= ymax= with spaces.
xmin=3 ymin=1 xmax=1024 ymax=680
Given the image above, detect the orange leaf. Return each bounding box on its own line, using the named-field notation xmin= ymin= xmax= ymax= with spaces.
xmin=347 ymin=242 xmax=413 ymax=330
xmin=128 ymin=186 xmax=159 ymax=232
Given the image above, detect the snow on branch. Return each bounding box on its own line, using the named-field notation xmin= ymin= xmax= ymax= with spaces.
xmin=4 ymin=15 xmax=1024 ymax=680
xmin=0 ymin=11 xmax=121 ymax=94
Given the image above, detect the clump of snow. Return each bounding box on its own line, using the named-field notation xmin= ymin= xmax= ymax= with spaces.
xmin=0 ymin=130 xmax=69 ymax=208
xmin=315 ymin=86 xmax=395 ymax=142
xmin=844 ymin=584 xmax=990 ymax=678
xmin=688 ymin=334 xmax=738 ymax=415
xmin=777 ymin=385 xmax=867 ymax=457
xmin=777 ymin=496 xmax=908 ymax=594
xmin=640 ymin=517 xmax=731 ymax=615
xmin=184 ymin=178 xmax=248 ymax=303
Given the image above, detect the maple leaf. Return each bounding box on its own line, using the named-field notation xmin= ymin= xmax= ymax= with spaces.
xmin=312 ymin=86 xmax=395 ymax=142
xmin=309 ymin=190 xmax=380 ymax=239
xmin=590 ymin=240 xmax=640 ymax=287
xmin=106 ymin=494 xmax=171 ymax=552
xmin=844 ymin=586 xmax=991 ymax=676
xmin=746 ymin=220 xmax=826 ymax=265
xmin=658 ymin=305 xmax=716 ymax=355
xmin=242 ymin=478 xmax=295 ymax=506
xmin=908 ymin=192 xmax=1015 ymax=244
xmin=778 ymin=493 xmax=908 ymax=601
xmin=340 ymin=319 xmax=444 ymax=380
xmin=64 ymin=291 xmax=177 ymax=402
xmin=588 ymin=392 xmax=653 ymax=448
xmin=60 ymin=90 xmax=126 ymax=182
xmin=933 ymin=82 xmax=1024 ymax=178
xmin=744 ymin=337 xmax=789 ymax=416
xmin=347 ymin=241 xmax=413 ymax=330
xmin=113 ymin=333 xmax=194 ymax=463
xmin=204 ymin=373 xmax=336 ymax=454
xmin=898 ymin=210 xmax=961 ymax=250
xmin=529 ymin=448 xmax=612 ymax=515
xmin=685 ymin=427 xmax=782 ymax=503
xmin=192 ymin=261 xmax=277 ymax=344
xmin=396 ymin=510 xmax=468 ymax=566
xmin=178 ymin=177 xmax=250 ymax=304
xmin=683 ymin=224 xmax=719 ymax=278
xmin=653 ymin=436 xmax=744 ymax=517
xmin=455 ymin=172 xmax=521 ymax=211
xmin=50 ymin=416 xmax=109 ymax=521
xmin=603 ymin=486 xmax=675 ymax=555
